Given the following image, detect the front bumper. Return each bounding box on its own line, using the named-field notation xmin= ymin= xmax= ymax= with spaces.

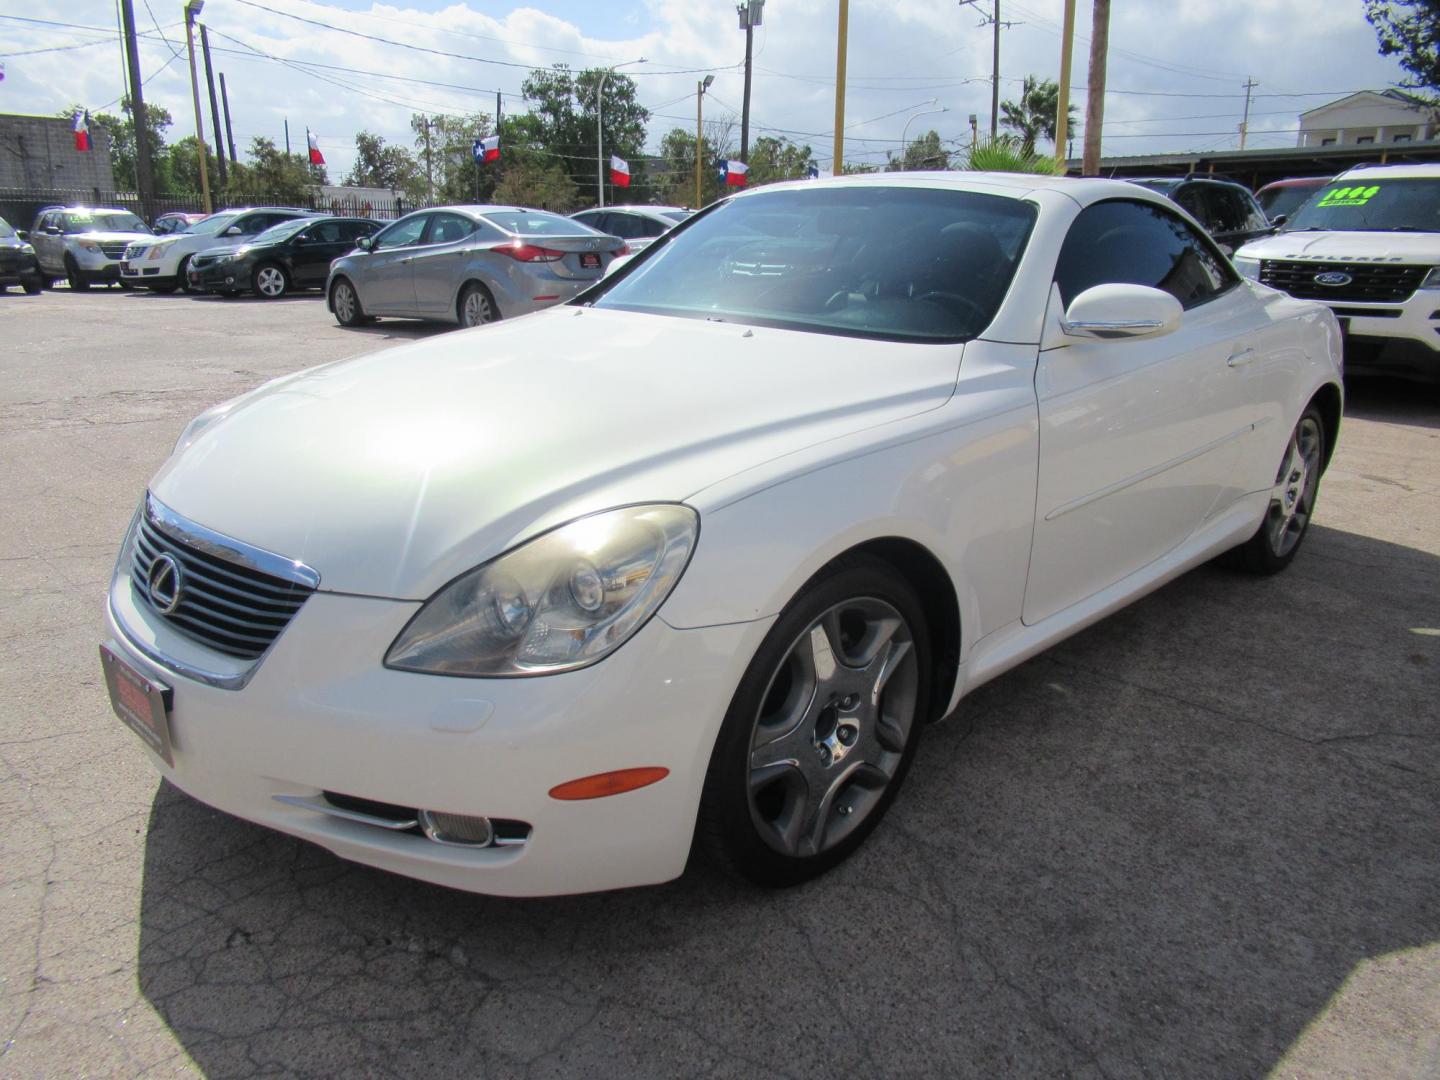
xmin=0 ymin=254 xmax=40 ymax=286
xmin=105 ymin=568 xmax=768 ymax=897
xmin=1311 ymin=299 xmax=1440 ymax=381
xmin=188 ymin=259 xmax=248 ymax=293
xmin=74 ymin=257 xmax=123 ymax=283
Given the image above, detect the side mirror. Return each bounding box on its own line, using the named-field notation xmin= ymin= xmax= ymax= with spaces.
xmin=1061 ymin=284 xmax=1182 ymax=340
xmin=222 ymin=225 xmax=243 ymax=236
xmin=356 ymin=236 xmax=374 ymax=252
xmin=1269 ymin=214 xmax=1288 ymax=228
xmin=15 ymin=230 xmax=27 ymax=241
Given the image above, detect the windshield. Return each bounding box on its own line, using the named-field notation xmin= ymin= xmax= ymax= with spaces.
xmin=62 ymin=210 xmax=150 ymax=234
xmin=483 ymin=210 xmax=592 ymax=235
xmin=1284 ymin=178 xmax=1440 ymax=232
xmin=251 ymin=219 xmax=312 ymax=246
xmin=0 ymin=217 xmax=13 ymax=238
xmin=587 ymin=186 xmax=1037 ymax=343
xmin=182 ymin=213 xmax=240 ymax=236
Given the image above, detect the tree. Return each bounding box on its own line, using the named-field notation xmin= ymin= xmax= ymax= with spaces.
xmin=516 ymin=65 xmax=649 ymax=206
xmin=345 ymin=131 xmax=424 ymax=199
xmin=61 ymin=100 xmax=172 ymax=192
xmin=494 ymin=158 xmax=579 ymax=210
xmin=160 ymin=136 xmax=222 ymax=196
xmin=652 ymin=120 xmax=736 ymax=207
xmin=965 ymin=135 xmax=1060 ymax=175
xmin=412 ymin=112 xmax=495 ymax=203
xmin=746 ymin=136 xmax=816 ymax=185
xmin=225 ymin=137 xmax=316 ymax=202
xmin=889 ymin=130 xmax=950 ymax=171
xmin=1000 ymin=76 xmax=1077 ymax=154
xmin=1365 ymin=1 xmax=1440 ymax=97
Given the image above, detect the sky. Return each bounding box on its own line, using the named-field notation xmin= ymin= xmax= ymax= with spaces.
xmin=0 ymin=0 xmax=1416 ymax=184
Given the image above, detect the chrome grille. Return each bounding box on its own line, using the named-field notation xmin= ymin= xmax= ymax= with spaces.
xmin=130 ymin=503 xmax=316 ymax=660
xmin=1259 ymin=259 xmax=1426 ymax=303
xmin=99 ymin=241 xmax=130 ymax=260
xmin=124 ymin=242 xmax=147 ymax=260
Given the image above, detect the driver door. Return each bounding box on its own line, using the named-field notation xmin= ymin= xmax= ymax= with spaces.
xmin=356 ymin=214 xmax=429 ymax=314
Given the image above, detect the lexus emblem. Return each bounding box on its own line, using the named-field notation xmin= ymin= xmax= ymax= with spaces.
xmin=1313 ymin=271 xmax=1353 ymax=287
xmin=146 ymin=553 xmax=184 ymax=615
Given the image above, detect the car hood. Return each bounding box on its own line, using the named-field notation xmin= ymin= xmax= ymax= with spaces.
xmin=150 ymin=307 xmax=962 ymax=599
xmin=74 ymin=229 xmax=153 ymax=244
xmin=1236 ymin=230 xmax=1440 ymax=261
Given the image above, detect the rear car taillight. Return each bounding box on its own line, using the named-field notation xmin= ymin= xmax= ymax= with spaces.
xmin=492 ymin=242 xmax=564 ymax=262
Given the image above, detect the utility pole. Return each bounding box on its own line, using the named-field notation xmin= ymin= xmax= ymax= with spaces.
xmin=219 ymin=72 xmax=236 ymax=163
xmin=421 ymin=116 xmax=433 ymax=201
xmin=1054 ymin=0 xmax=1076 ymax=166
xmin=1239 ymin=76 xmax=1258 ymax=150
xmin=738 ymin=0 xmax=765 ymax=162
xmin=284 ymin=116 xmax=290 ymax=155
xmin=1081 ymin=0 xmax=1110 ymax=176
xmin=695 ymin=75 xmax=713 ymax=207
xmin=118 ymin=0 xmax=155 ymax=221
xmin=199 ymin=25 xmax=226 ymax=189
xmin=960 ymin=0 xmax=1018 ymax=141
xmin=183 ymin=0 xmax=212 ymax=213
xmin=833 ymin=0 xmax=849 ymax=175
xmin=596 ymin=58 xmax=646 ymax=208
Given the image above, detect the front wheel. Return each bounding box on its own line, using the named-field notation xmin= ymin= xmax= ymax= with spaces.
xmin=64 ymin=257 xmax=89 ymax=292
xmin=697 ymin=556 xmax=931 ymax=887
xmin=330 ymin=277 xmax=370 ymax=327
xmin=177 ymin=256 xmax=197 ymax=294
xmin=1228 ymin=405 xmax=1326 ymax=574
xmin=22 ymin=276 xmax=42 ymax=295
xmin=253 ymin=263 xmax=289 ymax=299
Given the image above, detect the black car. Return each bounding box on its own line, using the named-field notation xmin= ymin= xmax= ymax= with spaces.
xmin=187 ymin=216 xmax=382 ymax=298
xmin=0 ymin=215 xmax=43 ymax=294
xmin=1127 ymin=177 xmax=1275 ymax=255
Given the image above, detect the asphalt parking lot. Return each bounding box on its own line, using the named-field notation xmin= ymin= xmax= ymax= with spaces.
xmin=1 ymin=285 xmax=1437 ymax=1078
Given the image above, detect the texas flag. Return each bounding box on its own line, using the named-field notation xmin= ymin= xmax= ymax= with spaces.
xmin=73 ymin=110 xmax=91 ymax=153
xmin=475 ymin=134 xmax=500 ymax=163
xmin=609 ymin=155 xmax=631 ymax=187
xmin=721 ymin=159 xmax=748 ymax=187
xmin=307 ymin=128 xmax=325 ymax=166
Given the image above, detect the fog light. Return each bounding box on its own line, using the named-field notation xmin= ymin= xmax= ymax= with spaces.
xmin=418 ymin=809 xmax=494 ymax=847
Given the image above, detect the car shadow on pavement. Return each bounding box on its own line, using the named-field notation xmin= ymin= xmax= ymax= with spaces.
xmin=134 ymin=524 xmax=1439 ymax=1077
xmin=1344 ymin=375 xmax=1440 ymax=429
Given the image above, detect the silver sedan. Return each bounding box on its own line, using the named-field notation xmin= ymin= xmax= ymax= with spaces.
xmin=326 ymin=206 xmax=626 ymax=329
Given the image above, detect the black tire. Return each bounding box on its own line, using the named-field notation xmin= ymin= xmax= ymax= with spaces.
xmin=457 ymin=281 xmax=499 ymax=328
xmin=177 ymin=256 xmax=197 ymax=294
xmin=696 ymin=555 xmax=931 ymax=887
xmin=1226 ymin=403 xmax=1326 ymax=575
xmin=330 ymin=277 xmax=370 ymax=327
xmin=22 ymin=277 xmax=42 ymax=295
xmin=64 ymin=256 xmax=89 ymax=292
xmin=252 ymin=262 xmax=289 ymax=299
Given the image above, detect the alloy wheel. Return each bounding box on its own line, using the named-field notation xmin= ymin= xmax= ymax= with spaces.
xmin=462 ymin=288 xmax=494 ymax=327
xmin=256 ymin=266 xmax=286 ymax=298
xmin=1266 ymin=416 xmax=1322 ymax=558
xmin=333 ymin=281 xmax=356 ymax=323
xmin=746 ymin=597 xmax=919 ymax=859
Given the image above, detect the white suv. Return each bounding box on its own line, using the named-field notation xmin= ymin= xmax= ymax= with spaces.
xmin=1233 ymin=163 xmax=1440 ymax=382
xmin=122 ymin=207 xmax=316 ymax=293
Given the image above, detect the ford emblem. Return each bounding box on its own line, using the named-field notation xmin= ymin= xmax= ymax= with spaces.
xmin=1313 ymin=271 xmax=1352 ymax=287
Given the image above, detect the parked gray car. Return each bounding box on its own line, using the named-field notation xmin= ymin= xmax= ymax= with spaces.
xmin=326 ymin=206 xmax=627 ymax=329
xmin=28 ymin=207 xmax=154 ymax=290
xmin=569 ymin=205 xmax=693 ymax=253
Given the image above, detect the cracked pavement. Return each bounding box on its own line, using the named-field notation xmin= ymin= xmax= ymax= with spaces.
xmin=1 ymin=287 xmax=1437 ymax=1078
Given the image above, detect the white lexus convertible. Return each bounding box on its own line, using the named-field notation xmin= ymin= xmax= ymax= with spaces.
xmin=101 ymin=173 xmax=1342 ymax=896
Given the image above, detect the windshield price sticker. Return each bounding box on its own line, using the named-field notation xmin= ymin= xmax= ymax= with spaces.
xmin=1317 ymin=185 xmax=1381 ymax=208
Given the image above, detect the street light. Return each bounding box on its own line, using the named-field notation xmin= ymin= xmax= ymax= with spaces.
xmin=596 ymin=57 xmax=646 ymax=208
xmin=696 ymin=74 xmax=714 ymax=209
xmin=900 ymin=104 xmax=948 ymax=170
xmin=736 ymin=0 xmax=765 ymax=162
xmin=183 ymin=0 xmax=212 ymax=213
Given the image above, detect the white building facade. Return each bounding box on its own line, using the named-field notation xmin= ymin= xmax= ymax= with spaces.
xmin=1297 ymin=89 xmax=1436 ymax=148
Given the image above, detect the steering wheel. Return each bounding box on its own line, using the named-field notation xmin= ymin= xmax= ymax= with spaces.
xmin=913 ymin=290 xmax=989 ymax=327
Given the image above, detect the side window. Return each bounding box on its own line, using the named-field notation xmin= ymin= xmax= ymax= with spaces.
xmin=637 ymin=217 xmax=667 ymax=238
xmin=1199 ymin=186 xmax=1249 ymax=234
xmin=1054 ymin=199 xmax=1237 ymax=311
xmin=373 ymin=215 xmax=428 ymax=250
xmin=424 ymin=212 xmax=476 ymax=245
xmin=342 ymin=220 xmax=379 ymax=242
xmin=1173 ymin=186 xmax=1211 ymax=230
xmin=604 ymin=213 xmax=649 ymax=240
xmin=310 ymin=222 xmax=343 ymax=243
xmin=572 ymin=211 xmax=603 ymax=229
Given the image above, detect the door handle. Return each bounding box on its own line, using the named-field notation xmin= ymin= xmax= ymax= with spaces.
xmin=1226 ymin=348 xmax=1256 ymax=368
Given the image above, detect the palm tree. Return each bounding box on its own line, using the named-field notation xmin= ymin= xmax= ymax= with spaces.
xmin=1000 ymin=76 xmax=1077 ymax=155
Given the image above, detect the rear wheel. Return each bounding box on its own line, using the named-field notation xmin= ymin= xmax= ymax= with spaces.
xmin=1228 ymin=405 xmax=1326 ymax=574
xmin=697 ymin=556 xmax=930 ymax=887
xmin=253 ymin=262 xmax=289 ymax=299
xmin=458 ymin=282 xmax=498 ymax=328
xmin=331 ymin=277 xmax=370 ymax=327
xmin=64 ymin=256 xmax=89 ymax=292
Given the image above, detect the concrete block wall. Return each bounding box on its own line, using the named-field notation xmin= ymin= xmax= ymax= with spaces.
xmin=0 ymin=114 xmax=115 ymax=192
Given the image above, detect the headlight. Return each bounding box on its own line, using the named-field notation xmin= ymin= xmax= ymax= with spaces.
xmin=212 ymin=252 xmax=237 ymax=263
xmin=18 ymin=243 xmax=33 ymax=255
xmin=78 ymin=240 xmax=101 ymax=254
xmin=386 ymin=504 xmax=699 ymax=677
xmin=1233 ymin=256 xmax=1261 ymax=280
xmin=147 ymin=245 xmax=164 ymax=261
xmin=1421 ymin=267 xmax=1440 ymax=289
